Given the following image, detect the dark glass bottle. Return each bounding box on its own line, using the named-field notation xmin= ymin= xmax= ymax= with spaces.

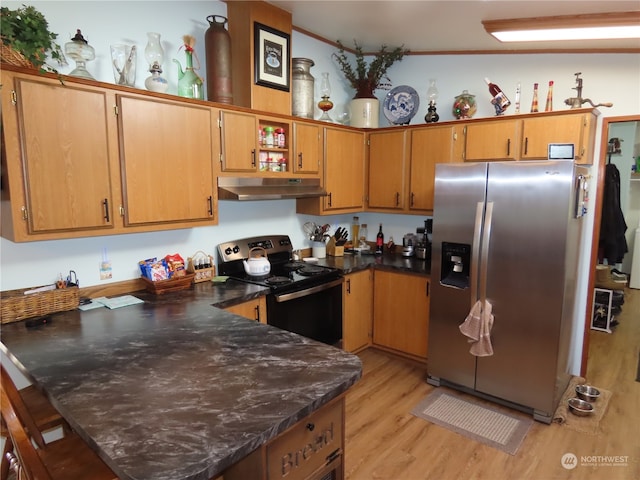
xmin=375 ymin=224 xmax=384 ymax=255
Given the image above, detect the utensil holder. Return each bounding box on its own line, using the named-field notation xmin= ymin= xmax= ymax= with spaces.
xmin=311 ymin=241 xmax=326 ymax=259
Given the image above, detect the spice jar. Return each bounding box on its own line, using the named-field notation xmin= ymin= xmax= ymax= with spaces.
xmin=264 ymin=126 xmax=275 ymax=147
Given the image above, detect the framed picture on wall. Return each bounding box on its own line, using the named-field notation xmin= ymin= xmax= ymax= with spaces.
xmin=254 ymin=22 xmax=290 ymax=91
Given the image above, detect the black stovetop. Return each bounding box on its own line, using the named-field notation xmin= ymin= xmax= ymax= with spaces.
xmin=217 ymin=235 xmax=341 ymax=293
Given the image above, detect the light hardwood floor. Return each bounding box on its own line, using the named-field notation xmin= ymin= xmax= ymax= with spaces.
xmin=344 ymin=288 xmax=640 ymax=480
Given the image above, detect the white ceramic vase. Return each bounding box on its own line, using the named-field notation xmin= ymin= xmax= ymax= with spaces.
xmin=349 ymin=98 xmax=379 ymax=128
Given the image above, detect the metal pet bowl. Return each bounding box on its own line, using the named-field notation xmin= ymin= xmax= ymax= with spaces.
xmin=568 ymin=397 xmax=594 ymax=416
xmin=575 ymin=385 xmax=600 ymax=402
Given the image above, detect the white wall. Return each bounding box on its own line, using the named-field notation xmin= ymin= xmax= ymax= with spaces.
xmin=2 ymin=1 xmax=640 ymax=374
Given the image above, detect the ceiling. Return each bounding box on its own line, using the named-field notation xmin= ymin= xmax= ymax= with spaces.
xmin=268 ymin=0 xmax=640 ymax=53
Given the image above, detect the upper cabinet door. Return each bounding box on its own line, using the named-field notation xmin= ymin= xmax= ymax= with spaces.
xmin=292 ymin=122 xmax=321 ymax=175
xmin=520 ymin=114 xmax=585 ymax=160
xmin=14 ymin=77 xmax=115 ymax=234
xmin=465 ymin=119 xmax=520 ymax=161
xmin=219 ymin=110 xmax=258 ymax=172
xmin=409 ymin=126 xmax=458 ymax=212
xmin=324 ymin=127 xmax=365 ymax=211
xmin=367 ymin=130 xmax=407 ymax=210
xmin=117 ymin=95 xmax=215 ymax=225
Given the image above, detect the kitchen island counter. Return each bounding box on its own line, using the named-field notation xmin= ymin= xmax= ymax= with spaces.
xmin=0 ymin=291 xmax=362 ymax=480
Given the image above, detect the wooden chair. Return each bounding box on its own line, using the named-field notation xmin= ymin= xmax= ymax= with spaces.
xmin=1 ymin=366 xmax=69 ymax=480
xmin=0 ymin=367 xmax=118 ymax=480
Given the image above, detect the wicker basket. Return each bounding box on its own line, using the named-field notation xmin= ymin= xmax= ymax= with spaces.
xmin=0 ymin=42 xmax=34 ymax=68
xmin=186 ymin=251 xmax=216 ymax=283
xmin=142 ymin=273 xmax=195 ymax=295
xmin=1 ymin=286 xmax=80 ymax=324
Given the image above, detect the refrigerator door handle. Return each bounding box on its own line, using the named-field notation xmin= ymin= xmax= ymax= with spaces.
xmin=479 ymin=201 xmax=494 ymax=303
xmin=471 ymin=201 xmax=484 ymax=307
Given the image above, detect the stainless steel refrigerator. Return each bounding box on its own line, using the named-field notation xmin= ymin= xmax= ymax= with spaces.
xmin=427 ymin=160 xmax=590 ymax=423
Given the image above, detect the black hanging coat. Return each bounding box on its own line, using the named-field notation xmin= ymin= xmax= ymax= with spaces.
xmin=599 ymin=162 xmax=628 ymax=264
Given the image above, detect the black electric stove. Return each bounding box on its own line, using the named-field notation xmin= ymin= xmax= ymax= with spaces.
xmin=216 ymin=235 xmax=341 ymax=294
xmin=217 ymin=235 xmax=344 ymax=345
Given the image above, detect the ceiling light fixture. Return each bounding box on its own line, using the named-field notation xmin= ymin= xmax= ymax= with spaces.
xmin=482 ymin=11 xmax=640 ymax=43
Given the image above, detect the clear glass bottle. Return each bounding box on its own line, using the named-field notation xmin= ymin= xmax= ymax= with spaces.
xmin=351 ymin=216 xmax=360 ymax=244
xmin=359 ymin=223 xmax=368 ymax=249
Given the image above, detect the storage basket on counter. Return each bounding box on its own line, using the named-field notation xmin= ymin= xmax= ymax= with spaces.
xmin=1 ymin=285 xmax=79 ymax=324
xmin=141 ymin=273 xmax=195 ymax=294
xmin=186 ymin=251 xmax=215 ymax=283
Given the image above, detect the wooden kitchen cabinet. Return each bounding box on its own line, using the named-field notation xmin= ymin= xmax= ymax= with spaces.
xmin=117 ymin=95 xmax=217 ymax=226
xmin=367 ymin=130 xmax=407 ymax=210
xmin=296 ymin=127 xmax=365 ymax=215
xmin=224 ymin=397 xmax=344 ymax=480
xmin=0 ymin=71 xmax=119 ymax=242
xmin=342 ymin=269 xmax=373 ymax=353
xmin=520 ymin=111 xmax=596 ymax=163
xmin=408 ymin=124 xmax=463 ymax=212
xmin=372 ymin=270 xmax=430 ymax=361
xmin=224 ymin=296 xmax=267 ymax=323
xmin=464 ymin=118 xmax=520 ymax=161
xmin=219 ymin=110 xmax=259 ymax=172
xmin=292 ymin=121 xmax=321 ymax=175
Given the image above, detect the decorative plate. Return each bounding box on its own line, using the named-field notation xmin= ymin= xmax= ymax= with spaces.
xmin=383 ymin=85 xmax=420 ymax=125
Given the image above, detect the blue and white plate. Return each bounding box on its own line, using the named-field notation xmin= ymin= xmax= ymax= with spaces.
xmin=383 ymin=85 xmax=420 ymax=125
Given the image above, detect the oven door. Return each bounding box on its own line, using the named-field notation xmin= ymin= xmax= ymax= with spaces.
xmin=267 ymin=278 xmax=343 ymax=346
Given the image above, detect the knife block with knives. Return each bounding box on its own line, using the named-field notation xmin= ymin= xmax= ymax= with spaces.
xmin=326 ymin=237 xmax=344 ymax=257
xmin=327 ymin=227 xmax=348 ymax=256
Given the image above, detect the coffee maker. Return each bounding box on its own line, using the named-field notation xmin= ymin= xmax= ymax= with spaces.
xmin=415 ymin=219 xmax=432 ymax=262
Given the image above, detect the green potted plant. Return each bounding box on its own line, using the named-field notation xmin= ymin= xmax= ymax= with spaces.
xmin=0 ymin=4 xmax=65 ymax=72
xmin=333 ymin=40 xmax=408 ymax=127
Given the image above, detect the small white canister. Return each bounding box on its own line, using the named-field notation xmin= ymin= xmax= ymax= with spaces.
xmin=311 ymin=241 xmax=326 ymax=259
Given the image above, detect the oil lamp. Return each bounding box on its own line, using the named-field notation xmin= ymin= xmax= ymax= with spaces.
xmin=317 ymin=72 xmax=334 ymax=122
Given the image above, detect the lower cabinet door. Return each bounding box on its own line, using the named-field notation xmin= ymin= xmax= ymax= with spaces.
xmin=266 ymin=400 xmax=344 ymax=480
xmin=373 ymin=270 xmax=430 ymax=360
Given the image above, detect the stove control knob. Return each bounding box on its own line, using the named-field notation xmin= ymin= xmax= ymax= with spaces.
xmin=224 ymin=247 xmax=233 ymax=255
xmin=232 ymin=245 xmax=240 ymax=254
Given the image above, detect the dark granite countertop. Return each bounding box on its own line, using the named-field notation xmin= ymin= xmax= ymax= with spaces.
xmin=316 ymin=250 xmax=431 ymax=276
xmin=0 ymin=284 xmax=362 ymax=480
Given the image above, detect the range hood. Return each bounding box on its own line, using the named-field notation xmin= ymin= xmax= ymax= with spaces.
xmin=217 ymin=177 xmax=327 ymax=201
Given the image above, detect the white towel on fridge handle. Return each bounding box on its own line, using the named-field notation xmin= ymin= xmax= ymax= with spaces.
xmin=459 ymin=300 xmax=494 ymax=356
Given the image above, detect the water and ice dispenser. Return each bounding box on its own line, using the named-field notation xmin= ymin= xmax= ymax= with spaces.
xmin=440 ymin=242 xmax=471 ymax=289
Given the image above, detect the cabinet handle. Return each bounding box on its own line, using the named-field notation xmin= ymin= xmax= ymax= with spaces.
xmin=426 ymin=281 xmax=430 ymax=297
xmin=410 ymin=192 xmax=415 ymax=207
xmin=102 ymin=198 xmax=110 ymax=222
xmin=524 ymin=137 xmax=529 ymax=155
xmin=207 ymin=196 xmax=213 ymax=216
xmin=298 ymin=152 xmax=303 ymax=169
xmin=306 ymin=423 xmax=315 ymax=431
xmin=395 ymin=192 xmax=400 ymax=206
xmin=346 ymin=278 xmax=351 ymax=294
xmin=254 ymin=305 xmax=260 ymax=322
xmin=326 ymin=448 xmax=341 ymax=464
xmin=327 ymin=192 xmax=332 ymax=207
xmin=506 ymin=138 xmax=511 ymax=156
xmin=251 ymin=149 xmax=256 ymax=168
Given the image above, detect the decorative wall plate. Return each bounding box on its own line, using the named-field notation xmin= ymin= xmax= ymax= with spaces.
xmin=383 ymin=85 xmax=420 ymax=125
